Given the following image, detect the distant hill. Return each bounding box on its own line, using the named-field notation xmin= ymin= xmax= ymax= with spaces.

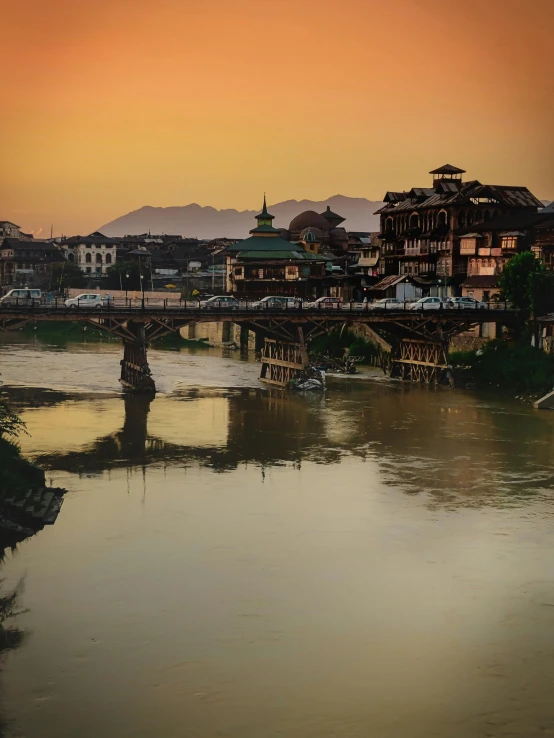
xmin=98 ymin=195 xmax=384 ymax=239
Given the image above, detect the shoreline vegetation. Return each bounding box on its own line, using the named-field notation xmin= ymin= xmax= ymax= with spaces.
xmin=450 ymin=340 xmax=554 ymax=398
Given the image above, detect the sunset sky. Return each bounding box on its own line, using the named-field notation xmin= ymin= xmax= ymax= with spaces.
xmin=3 ymin=0 xmax=553 ymax=236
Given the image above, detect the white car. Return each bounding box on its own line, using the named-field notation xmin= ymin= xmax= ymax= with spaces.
xmin=0 ymin=288 xmax=42 ymax=307
xmin=447 ymin=296 xmax=487 ymax=310
xmin=370 ymin=298 xmax=405 ymax=310
xmin=65 ymin=293 xmax=112 ymax=309
xmin=251 ymin=296 xmax=302 ymax=309
xmin=409 ymin=296 xmax=451 ymax=311
xmin=199 ymin=296 xmax=240 ymax=309
xmin=304 ymin=297 xmax=341 ymax=309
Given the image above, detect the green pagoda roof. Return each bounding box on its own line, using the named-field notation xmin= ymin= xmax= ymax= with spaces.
xmin=248 ymin=224 xmax=282 ymax=235
xmin=227 ymin=235 xmax=296 ymax=252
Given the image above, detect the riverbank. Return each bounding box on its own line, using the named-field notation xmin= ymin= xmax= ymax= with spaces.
xmin=450 ymin=339 xmax=554 ymax=398
xmin=0 ymin=400 xmax=64 ymax=543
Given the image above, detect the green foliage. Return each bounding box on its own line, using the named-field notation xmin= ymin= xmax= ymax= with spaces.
xmin=106 ymin=260 xmax=152 ymax=291
xmin=0 ymin=399 xmax=27 ymax=441
xmin=498 ymin=252 xmax=549 ymax=326
xmin=450 ymin=339 xmax=554 ymax=395
xmin=44 ymin=261 xmax=86 ymax=290
xmin=309 ymin=328 xmax=381 ymax=363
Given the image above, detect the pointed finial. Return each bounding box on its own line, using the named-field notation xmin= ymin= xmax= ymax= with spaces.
xmin=263 ymin=193 xmax=268 ymax=214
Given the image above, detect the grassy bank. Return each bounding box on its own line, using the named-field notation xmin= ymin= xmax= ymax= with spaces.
xmin=450 ymin=340 xmax=554 ymax=396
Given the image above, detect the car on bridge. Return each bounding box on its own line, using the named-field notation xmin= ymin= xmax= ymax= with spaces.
xmin=251 ymin=296 xmax=302 ymax=309
xmin=0 ymin=288 xmax=42 ymax=307
xmin=303 ymin=297 xmax=341 ymax=310
xmin=199 ymin=295 xmax=240 ymax=309
xmin=65 ymin=293 xmax=113 ymax=309
xmin=370 ymin=298 xmax=406 ymax=310
xmin=446 ymin=296 xmax=487 ymax=310
xmin=409 ymin=297 xmax=451 ymax=311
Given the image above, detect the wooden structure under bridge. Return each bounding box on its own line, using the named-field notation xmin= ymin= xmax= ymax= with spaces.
xmin=0 ymin=302 xmax=516 ymax=390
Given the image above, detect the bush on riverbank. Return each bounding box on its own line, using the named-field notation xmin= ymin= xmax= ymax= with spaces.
xmin=0 ymin=398 xmax=44 ymax=499
xmin=308 ymin=329 xmax=381 ymax=363
xmin=450 ymin=340 xmax=554 ymax=396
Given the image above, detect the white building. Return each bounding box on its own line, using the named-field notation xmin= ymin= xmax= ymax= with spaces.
xmin=61 ymin=232 xmax=117 ymax=275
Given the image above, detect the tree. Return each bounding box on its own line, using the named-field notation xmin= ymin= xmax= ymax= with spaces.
xmin=105 ymin=261 xmax=152 ymax=291
xmin=0 ymin=398 xmax=27 ymax=441
xmin=498 ymin=251 xmax=549 ymax=334
xmin=43 ymin=261 xmax=86 ymax=291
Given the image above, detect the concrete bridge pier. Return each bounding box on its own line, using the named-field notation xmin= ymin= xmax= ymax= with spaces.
xmin=120 ymin=321 xmax=156 ymax=393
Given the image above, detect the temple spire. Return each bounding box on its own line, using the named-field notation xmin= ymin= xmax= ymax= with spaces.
xmin=251 ymin=195 xmax=279 ymax=235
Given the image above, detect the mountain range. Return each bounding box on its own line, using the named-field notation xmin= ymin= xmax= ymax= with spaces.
xmin=98 ymin=195 xmax=384 ymax=239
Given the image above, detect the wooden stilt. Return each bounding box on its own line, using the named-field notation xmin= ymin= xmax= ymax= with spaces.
xmin=260 ymin=337 xmax=309 ymax=387
xmin=390 ymin=338 xmax=451 ymax=385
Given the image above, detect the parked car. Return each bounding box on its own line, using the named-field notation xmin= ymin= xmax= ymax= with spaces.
xmin=304 ymin=297 xmax=341 ymax=309
xmin=65 ymin=293 xmax=113 ymax=309
xmin=199 ymin=296 xmax=240 ymax=309
xmin=446 ymin=296 xmax=487 ymax=310
xmin=409 ymin=296 xmax=450 ymax=311
xmin=370 ymin=298 xmax=405 ymax=310
xmin=251 ymin=296 xmax=302 ymax=309
xmin=0 ymin=288 xmax=42 ymax=307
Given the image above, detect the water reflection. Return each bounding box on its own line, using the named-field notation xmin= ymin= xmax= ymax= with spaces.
xmin=8 ymin=382 xmax=554 ymax=509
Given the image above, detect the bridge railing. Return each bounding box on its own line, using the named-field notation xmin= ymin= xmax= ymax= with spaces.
xmin=0 ymin=296 xmax=513 ymax=313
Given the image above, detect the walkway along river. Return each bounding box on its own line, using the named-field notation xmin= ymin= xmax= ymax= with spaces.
xmin=1 ymin=332 xmax=554 ymax=737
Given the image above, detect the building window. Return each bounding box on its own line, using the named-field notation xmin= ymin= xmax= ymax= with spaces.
xmin=68 ymin=253 xmax=74 ymax=262
xmin=96 ymin=253 xmax=102 ymax=264
xmin=86 ymin=267 xmax=91 ymax=274
xmin=502 ymin=236 xmax=517 ymax=250
xmin=85 ymin=253 xmax=92 ymax=263
xmin=105 ymin=253 xmax=112 ymax=265
xmin=96 ymin=266 xmax=102 ymax=273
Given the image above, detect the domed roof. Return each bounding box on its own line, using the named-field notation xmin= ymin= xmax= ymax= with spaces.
xmin=300 ymin=227 xmax=324 ymax=241
xmin=289 ymin=210 xmax=330 ymax=234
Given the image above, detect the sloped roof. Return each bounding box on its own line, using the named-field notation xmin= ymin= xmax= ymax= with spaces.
xmin=368 ymin=274 xmax=408 ymax=291
xmin=377 ymin=180 xmax=542 ymax=214
xmin=226 ymin=236 xmax=298 ymax=252
xmin=429 ymin=164 xmax=466 ymax=175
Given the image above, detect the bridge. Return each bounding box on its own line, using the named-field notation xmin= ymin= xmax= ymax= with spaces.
xmin=0 ymin=300 xmax=515 ymax=390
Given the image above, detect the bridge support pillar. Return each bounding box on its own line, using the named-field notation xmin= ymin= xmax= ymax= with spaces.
xmin=259 ymin=332 xmax=309 ymax=387
xmin=390 ymin=338 xmax=452 ymax=385
xmin=120 ymin=321 xmax=156 ymax=393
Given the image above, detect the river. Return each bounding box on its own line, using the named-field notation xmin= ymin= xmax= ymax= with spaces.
xmin=1 ymin=331 xmax=554 ymax=738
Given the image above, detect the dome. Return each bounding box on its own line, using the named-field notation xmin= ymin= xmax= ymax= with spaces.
xmin=289 ymin=210 xmax=330 ymax=234
xmin=330 ymin=227 xmax=348 ymax=241
xmin=300 ymin=227 xmax=324 ymax=242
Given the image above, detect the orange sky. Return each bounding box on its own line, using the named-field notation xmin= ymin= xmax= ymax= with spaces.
xmin=2 ymin=0 xmax=553 ymax=236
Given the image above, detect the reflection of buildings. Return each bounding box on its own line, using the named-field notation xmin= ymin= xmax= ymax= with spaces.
xmin=25 ymin=384 xmax=554 ymax=510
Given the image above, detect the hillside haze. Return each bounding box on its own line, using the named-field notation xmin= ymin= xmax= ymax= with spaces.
xmin=98 ymin=195 xmax=384 ymax=239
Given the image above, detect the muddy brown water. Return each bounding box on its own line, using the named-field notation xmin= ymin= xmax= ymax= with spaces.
xmin=1 ymin=332 xmax=554 ymax=738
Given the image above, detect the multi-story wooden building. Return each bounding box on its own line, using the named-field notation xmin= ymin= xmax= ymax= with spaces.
xmin=0 ymin=239 xmax=65 ymax=286
xmin=376 ymin=165 xmax=543 ymax=283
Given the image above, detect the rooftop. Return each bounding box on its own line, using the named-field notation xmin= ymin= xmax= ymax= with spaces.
xmin=429 ymin=164 xmax=466 ymax=175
